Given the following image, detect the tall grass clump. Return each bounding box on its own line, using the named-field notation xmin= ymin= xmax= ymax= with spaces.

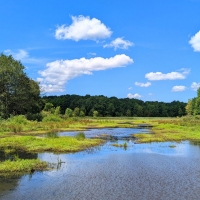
xmin=75 ymin=132 xmax=86 ymax=140
xmin=46 ymin=129 xmax=59 ymax=138
xmin=0 ymin=158 xmax=48 ymax=176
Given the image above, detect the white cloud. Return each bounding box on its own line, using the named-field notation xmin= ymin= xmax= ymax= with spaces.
xmin=128 ymin=87 xmax=132 ymax=90
xmin=145 ymin=69 xmax=190 ymax=81
xmin=55 ymin=15 xmax=112 ymax=41
xmin=127 ymin=93 xmax=142 ymax=99
xmin=191 ymin=82 xmax=200 ymax=91
xmin=148 ymin=93 xmax=153 ymax=96
xmin=4 ymin=49 xmax=40 ymax=64
xmin=38 ymin=54 xmax=133 ymax=93
xmin=171 ymin=85 xmax=186 ymax=92
xmin=104 ymin=37 xmax=133 ymax=50
xmin=189 ymin=30 xmax=200 ymax=52
xmin=135 ymin=82 xmax=151 ymax=87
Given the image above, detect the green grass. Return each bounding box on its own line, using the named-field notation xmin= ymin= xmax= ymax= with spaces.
xmin=0 ymin=158 xmax=48 ymax=176
xmin=134 ymin=116 xmax=200 ymax=143
xmin=0 ymin=135 xmax=103 ymax=153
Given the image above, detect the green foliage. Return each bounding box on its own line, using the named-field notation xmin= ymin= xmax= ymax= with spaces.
xmin=42 ymin=94 xmax=186 ymax=117
xmin=8 ymin=115 xmax=28 ymax=125
xmin=0 ymin=54 xmax=42 ymax=119
xmin=93 ymin=110 xmax=98 ymax=118
xmin=0 ymin=135 xmax=103 ymax=153
xmin=54 ymin=106 xmax=61 ymax=115
xmin=65 ymin=108 xmax=73 ymax=117
xmin=73 ymin=107 xmax=80 ymax=117
xmin=126 ymin=109 xmax=131 ymax=117
xmin=0 ymin=158 xmax=48 ymax=175
xmin=79 ymin=110 xmax=85 ymax=117
xmin=42 ymin=114 xmax=63 ymax=122
xmin=43 ymin=103 xmax=54 ymax=112
xmin=26 ymin=112 xmax=43 ymax=121
xmin=75 ymin=132 xmax=86 ymax=140
xmin=186 ymin=88 xmax=200 ymax=115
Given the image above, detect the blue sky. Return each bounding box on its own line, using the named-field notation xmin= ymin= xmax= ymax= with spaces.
xmin=1 ymin=0 xmax=200 ymax=102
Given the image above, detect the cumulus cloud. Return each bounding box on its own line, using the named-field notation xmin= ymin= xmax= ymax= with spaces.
xmin=135 ymin=82 xmax=151 ymax=87
xmin=171 ymin=85 xmax=186 ymax=92
xmin=55 ymin=15 xmax=112 ymax=41
xmin=38 ymin=54 xmax=133 ymax=93
xmin=128 ymin=87 xmax=132 ymax=90
xmin=191 ymin=82 xmax=200 ymax=91
xmin=189 ymin=30 xmax=200 ymax=52
xmin=104 ymin=37 xmax=133 ymax=50
xmin=127 ymin=93 xmax=142 ymax=99
xmin=4 ymin=49 xmax=40 ymax=64
xmin=145 ymin=69 xmax=190 ymax=81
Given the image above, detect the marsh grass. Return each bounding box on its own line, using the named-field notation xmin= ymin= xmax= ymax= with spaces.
xmin=1 ymin=116 xmax=200 ymax=146
xmin=112 ymin=142 xmax=128 ymax=150
xmin=75 ymin=132 xmax=85 ymax=140
xmin=0 ymin=136 xmax=103 ymax=153
xmin=0 ymin=158 xmax=48 ymax=176
xmin=134 ymin=116 xmax=200 ymax=143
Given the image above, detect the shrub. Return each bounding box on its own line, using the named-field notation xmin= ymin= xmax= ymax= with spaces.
xmin=42 ymin=114 xmax=63 ymax=122
xmin=75 ymin=132 xmax=85 ymax=140
xmin=26 ymin=113 xmax=43 ymax=121
xmin=8 ymin=115 xmax=28 ymax=125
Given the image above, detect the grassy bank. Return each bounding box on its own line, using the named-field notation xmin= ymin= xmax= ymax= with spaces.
xmin=134 ymin=116 xmax=200 ymax=143
xmin=0 ymin=158 xmax=48 ymax=176
xmin=0 ymin=135 xmax=103 ymax=153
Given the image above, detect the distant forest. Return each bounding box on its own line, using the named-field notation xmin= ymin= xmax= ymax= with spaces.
xmin=43 ymin=94 xmax=186 ymax=117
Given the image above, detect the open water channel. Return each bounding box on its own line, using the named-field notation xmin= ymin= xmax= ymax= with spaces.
xmin=1 ymin=128 xmax=200 ymax=200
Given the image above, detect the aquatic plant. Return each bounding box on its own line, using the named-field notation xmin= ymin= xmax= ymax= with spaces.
xmin=75 ymin=132 xmax=86 ymax=140
xmin=0 ymin=158 xmax=48 ymax=176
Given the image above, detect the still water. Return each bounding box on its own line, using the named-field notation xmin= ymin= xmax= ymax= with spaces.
xmin=1 ymin=128 xmax=200 ymax=200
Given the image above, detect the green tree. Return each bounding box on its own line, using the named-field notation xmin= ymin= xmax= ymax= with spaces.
xmin=43 ymin=103 xmax=54 ymax=112
xmin=93 ymin=110 xmax=98 ymax=118
xmin=0 ymin=54 xmax=42 ymax=118
xmin=186 ymin=99 xmax=195 ymax=115
xmin=79 ymin=110 xmax=85 ymax=117
xmin=73 ymin=107 xmax=80 ymax=117
xmin=54 ymin=106 xmax=60 ymax=115
xmin=126 ymin=109 xmax=131 ymax=117
xmin=65 ymin=108 xmax=73 ymax=117
xmin=194 ymin=88 xmax=200 ymax=115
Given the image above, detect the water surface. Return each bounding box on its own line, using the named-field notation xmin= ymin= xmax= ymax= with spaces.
xmin=1 ymin=128 xmax=200 ymax=200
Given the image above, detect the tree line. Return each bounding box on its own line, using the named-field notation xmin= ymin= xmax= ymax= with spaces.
xmin=42 ymin=94 xmax=186 ymax=117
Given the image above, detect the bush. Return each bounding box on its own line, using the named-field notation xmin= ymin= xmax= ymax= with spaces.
xmin=42 ymin=114 xmax=63 ymax=122
xmin=26 ymin=113 xmax=43 ymax=121
xmin=8 ymin=115 xmax=28 ymax=125
xmin=75 ymin=132 xmax=85 ymax=140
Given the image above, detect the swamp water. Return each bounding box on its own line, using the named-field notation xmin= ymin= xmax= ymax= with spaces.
xmin=1 ymin=128 xmax=200 ymax=200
